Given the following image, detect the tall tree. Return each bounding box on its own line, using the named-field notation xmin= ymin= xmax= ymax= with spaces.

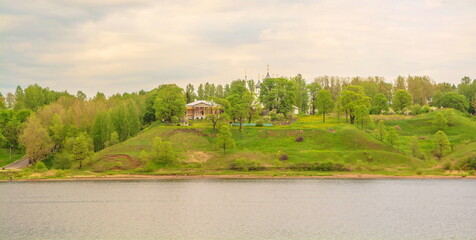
xmin=315 ymin=90 xmax=334 ymax=123
xmin=338 ymin=85 xmax=370 ymax=124
xmin=377 ymin=120 xmax=386 ymax=141
xmin=197 ymin=84 xmax=205 ymax=99
xmin=371 ymin=93 xmax=389 ymax=114
xmin=354 ymin=105 xmax=371 ymax=130
xmin=19 ymin=115 xmax=54 ymax=164
xmin=392 ymin=89 xmax=413 ymax=112
xmin=386 ymin=127 xmax=399 ymax=149
xmin=92 ymin=112 xmax=113 ymax=151
xmin=154 ymin=84 xmax=186 ymax=123
xmin=185 ymin=84 xmax=196 ymax=103
xmin=292 ymin=74 xmax=309 ymax=113
xmin=308 ymin=82 xmax=321 ymax=115
xmin=259 ymin=78 xmax=296 ymax=113
xmin=434 ymin=112 xmax=448 ymax=131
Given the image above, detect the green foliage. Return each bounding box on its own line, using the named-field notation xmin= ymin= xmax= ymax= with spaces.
xmin=433 ymin=130 xmax=451 ymax=160
xmin=392 ymin=89 xmax=413 ymax=112
xmin=72 ymin=132 xmax=93 ymax=169
xmin=386 ymin=127 xmax=399 ymax=148
xmin=307 ymin=82 xmax=322 ymax=115
xmin=52 ymin=151 xmax=73 ymax=169
xmin=259 ymin=77 xmax=296 ymax=113
xmin=377 ymin=120 xmax=387 ymax=141
xmin=434 ymin=112 xmax=448 ymax=131
xmin=433 ymin=92 xmax=469 ymax=112
xmin=371 ymin=93 xmax=389 ymax=114
xmin=33 ymin=161 xmax=47 ymax=171
xmin=458 ymin=156 xmax=476 ymax=170
xmin=292 ymin=74 xmax=309 ymax=114
xmin=92 ymin=112 xmax=113 ymax=151
xmin=316 ymin=90 xmax=334 ymax=123
xmin=289 ymin=161 xmax=347 ymax=171
xmin=354 ymin=105 xmax=370 ymax=130
xmin=338 ymin=85 xmax=370 ymax=124
xmin=19 ymin=114 xmax=54 ymax=164
xmin=151 ymin=137 xmax=176 ymax=164
xmin=154 ymin=84 xmax=186 ymax=122
xmin=410 ymin=136 xmax=423 ymax=158
xmin=216 ymin=125 xmax=235 ymax=153
xmin=411 ymin=104 xmax=422 ymax=115
xmin=230 ymin=158 xmax=264 ymax=171
xmin=109 ymin=131 xmax=119 ymax=146
xmin=276 ymin=113 xmax=285 ymax=122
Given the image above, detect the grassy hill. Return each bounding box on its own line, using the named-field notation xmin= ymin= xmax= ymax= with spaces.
xmin=85 ymin=110 xmax=476 ymax=176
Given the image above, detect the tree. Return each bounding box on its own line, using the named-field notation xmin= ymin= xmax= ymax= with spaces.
xmin=386 ymin=127 xmax=399 ymax=149
xmin=154 ymin=84 xmax=186 ymax=123
xmin=109 ymin=131 xmax=119 ymax=146
xmin=227 ymin=93 xmax=249 ymax=132
xmin=434 ymin=112 xmax=447 ymax=131
xmin=197 ymin=84 xmax=205 ymax=99
xmin=433 ymin=130 xmax=451 ymax=160
xmin=308 ymin=82 xmax=321 ymax=115
xmin=49 ymin=114 xmax=65 ymax=151
xmin=92 ymin=112 xmax=113 ymax=151
xmin=206 ymin=102 xmax=229 ymax=134
xmin=377 ymin=120 xmax=386 ymax=141
xmin=151 ymin=137 xmax=176 ymax=164
xmin=216 ymin=125 xmax=235 ymax=153
xmin=71 ymin=133 xmax=93 ymax=169
xmin=354 ymin=105 xmax=371 ymax=130
xmin=76 ymin=91 xmax=87 ymax=100
xmin=52 ymin=151 xmax=73 ymax=169
xmin=371 ymin=93 xmax=389 ymax=114
xmin=185 ymin=84 xmax=196 ymax=103
xmin=0 ymin=130 xmax=6 ymax=147
xmin=338 ymin=85 xmax=370 ymax=124
xmin=292 ymin=74 xmax=309 ymax=113
xmin=259 ymin=78 xmax=296 ymax=113
xmin=19 ymin=115 xmax=54 ymax=164
xmin=392 ymin=89 xmax=413 ymax=112
xmin=316 ymin=90 xmax=334 ymax=123
xmin=433 ymin=92 xmax=469 ymax=112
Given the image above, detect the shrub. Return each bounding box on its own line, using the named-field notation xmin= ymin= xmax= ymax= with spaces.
xmin=458 ymin=156 xmax=476 ymax=170
xmin=296 ymin=136 xmax=304 ymax=142
xmin=171 ymin=116 xmax=179 ymax=124
xmin=276 ymin=113 xmax=285 ymax=122
xmin=411 ymin=104 xmax=422 ymax=115
xmin=256 ymin=119 xmax=264 ymax=127
xmin=442 ymin=160 xmax=452 ymax=170
xmin=230 ymin=158 xmax=264 ymax=171
xmin=33 ymin=161 xmax=47 ymax=171
xmin=269 ymin=110 xmax=277 ymax=120
xmin=52 ymin=152 xmax=73 ymax=169
xmin=262 ymin=116 xmax=271 ymax=123
xmin=289 ymin=161 xmax=347 ymax=171
xmin=188 ymin=119 xmax=194 ymax=126
xmin=422 ymin=105 xmax=430 ymax=113
xmin=286 ymin=112 xmax=296 ymax=120
xmin=279 ymin=154 xmax=288 ymax=161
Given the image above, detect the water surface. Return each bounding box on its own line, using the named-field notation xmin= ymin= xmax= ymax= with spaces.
xmin=1 ymin=179 xmax=475 ymax=239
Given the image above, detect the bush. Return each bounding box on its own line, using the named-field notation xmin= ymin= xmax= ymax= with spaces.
xmin=458 ymin=156 xmax=476 ymax=170
xmin=422 ymin=105 xmax=430 ymax=113
xmin=411 ymin=104 xmax=422 ymax=115
xmin=286 ymin=112 xmax=296 ymax=120
xmin=442 ymin=160 xmax=452 ymax=170
xmin=262 ymin=116 xmax=271 ymax=123
xmin=33 ymin=161 xmax=47 ymax=171
xmin=230 ymin=158 xmax=264 ymax=171
xmin=296 ymin=136 xmax=304 ymax=142
xmin=279 ymin=154 xmax=288 ymax=161
xmin=276 ymin=113 xmax=285 ymax=122
xmin=289 ymin=161 xmax=347 ymax=171
xmin=52 ymin=152 xmax=73 ymax=169
xmin=256 ymin=119 xmax=264 ymax=127
xmin=269 ymin=110 xmax=277 ymax=120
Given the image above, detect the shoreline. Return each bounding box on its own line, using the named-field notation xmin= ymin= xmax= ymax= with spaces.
xmin=2 ymin=173 xmax=475 ymax=182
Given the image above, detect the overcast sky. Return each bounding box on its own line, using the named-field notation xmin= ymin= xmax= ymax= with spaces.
xmin=1 ymin=0 xmax=475 ymax=96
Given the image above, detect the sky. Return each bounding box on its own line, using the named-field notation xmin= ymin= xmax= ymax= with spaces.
xmin=1 ymin=0 xmax=476 ymax=96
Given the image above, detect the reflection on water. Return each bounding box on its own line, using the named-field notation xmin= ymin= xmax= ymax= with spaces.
xmin=1 ymin=179 xmax=475 ymax=240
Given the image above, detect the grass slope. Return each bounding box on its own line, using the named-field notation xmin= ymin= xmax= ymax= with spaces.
xmin=89 ymin=112 xmax=470 ymax=175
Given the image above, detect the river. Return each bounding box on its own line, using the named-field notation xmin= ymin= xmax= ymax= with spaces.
xmin=1 ymin=179 xmax=475 ymax=240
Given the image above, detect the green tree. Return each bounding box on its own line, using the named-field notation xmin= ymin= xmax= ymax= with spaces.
xmin=410 ymin=136 xmax=422 ymax=158
xmin=338 ymin=85 xmax=370 ymax=124
xmin=354 ymin=105 xmax=371 ymax=130
xmin=154 ymin=84 xmax=186 ymax=123
xmin=92 ymin=112 xmax=112 ymax=151
xmin=185 ymin=84 xmax=196 ymax=103
xmin=71 ymin=133 xmax=93 ymax=169
xmin=206 ymin=103 xmax=229 ymax=134
xmin=227 ymin=91 xmax=251 ymax=132
xmin=392 ymin=89 xmax=413 ymax=112
xmin=386 ymin=127 xmax=399 ymax=149
xmin=433 ymin=130 xmax=451 ymax=160
xmin=259 ymin=78 xmax=297 ymax=113
xmin=371 ymin=93 xmax=389 ymax=114
xmin=434 ymin=112 xmax=447 ymax=131
xmin=292 ymin=74 xmax=309 ymax=113
xmin=49 ymin=114 xmax=65 ymax=151
xmin=197 ymin=84 xmax=205 ymax=99
xmin=216 ymin=125 xmax=235 ymax=153
xmin=109 ymin=131 xmax=119 ymax=146
xmin=316 ymin=90 xmax=334 ymax=123
xmin=0 ymin=130 xmax=6 ymax=147
xmin=19 ymin=115 xmax=54 ymax=164
xmin=308 ymin=82 xmax=321 ymax=115
xmin=52 ymin=151 xmax=73 ymax=169
xmin=377 ymin=120 xmax=386 ymax=141
xmin=433 ymin=92 xmax=469 ymax=112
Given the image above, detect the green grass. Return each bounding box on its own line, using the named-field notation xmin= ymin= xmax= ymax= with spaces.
xmin=0 ymin=148 xmax=24 ymax=167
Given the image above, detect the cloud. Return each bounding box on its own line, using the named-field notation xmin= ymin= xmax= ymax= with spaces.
xmin=1 ymin=0 xmax=476 ymax=96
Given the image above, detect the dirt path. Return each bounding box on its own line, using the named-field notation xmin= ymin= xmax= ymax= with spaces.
xmin=1 ymin=156 xmax=29 ymax=170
